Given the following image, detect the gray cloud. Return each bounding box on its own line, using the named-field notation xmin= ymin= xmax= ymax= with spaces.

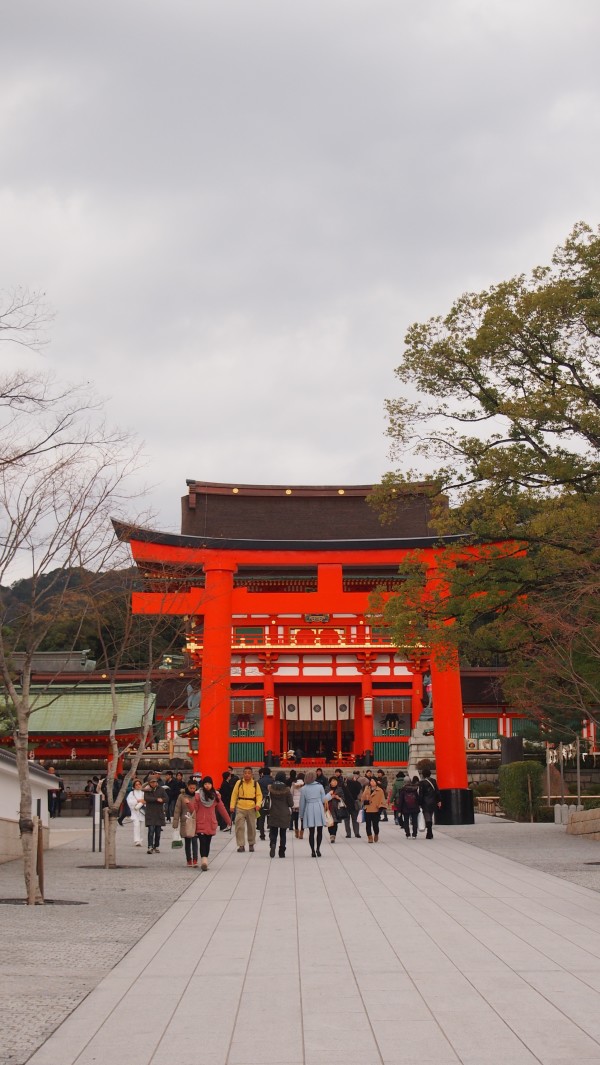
xmin=1 ymin=0 xmax=599 ymax=531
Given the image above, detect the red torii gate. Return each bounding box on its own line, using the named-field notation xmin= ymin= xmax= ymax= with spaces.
xmin=114 ymin=522 xmax=474 ymax=824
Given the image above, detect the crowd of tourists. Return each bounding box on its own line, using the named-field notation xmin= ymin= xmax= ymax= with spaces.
xmin=112 ymin=763 xmax=441 ymax=868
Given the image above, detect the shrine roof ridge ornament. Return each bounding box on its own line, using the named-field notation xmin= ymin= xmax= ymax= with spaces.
xmin=112 ymin=519 xmax=468 ymax=552
xmin=184 ymin=480 xmax=432 ymax=497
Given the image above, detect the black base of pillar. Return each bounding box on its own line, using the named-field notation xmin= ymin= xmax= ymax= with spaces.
xmin=436 ymin=788 xmax=474 ymax=825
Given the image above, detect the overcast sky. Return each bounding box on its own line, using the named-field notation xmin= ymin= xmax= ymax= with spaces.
xmin=2 ymin=0 xmax=599 ymax=534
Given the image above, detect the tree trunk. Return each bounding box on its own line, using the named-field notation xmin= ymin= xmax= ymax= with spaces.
xmin=104 ymin=808 xmax=118 ymax=869
xmin=15 ymin=707 xmax=43 ymax=903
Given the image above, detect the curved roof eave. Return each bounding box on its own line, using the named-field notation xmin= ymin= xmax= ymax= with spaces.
xmin=112 ymin=519 xmax=469 ymax=552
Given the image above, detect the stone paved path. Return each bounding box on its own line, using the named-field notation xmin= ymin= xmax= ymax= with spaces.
xmin=8 ymin=817 xmax=600 ymax=1065
xmin=0 ymin=818 xmax=221 ymax=1065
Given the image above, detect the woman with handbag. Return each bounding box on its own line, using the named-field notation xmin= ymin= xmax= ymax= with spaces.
xmin=193 ymin=776 xmax=231 ymax=870
xmin=324 ymin=777 xmax=351 ymax=843
xmin=299 ymin=770 xmax=327 ymax=857
xmin=172 ymin=779 xmax=199 ymax=866
xmin=126 ymin=779 xmax=146 ymax=847
xmin=360 ymin=777 xmax=387 ymax=842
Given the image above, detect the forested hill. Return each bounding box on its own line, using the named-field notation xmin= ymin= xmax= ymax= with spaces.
xmin=0 ymin=567 xmax=183 ymax=666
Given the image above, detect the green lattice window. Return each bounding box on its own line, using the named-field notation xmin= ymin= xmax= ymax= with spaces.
xmin=511 ymin=718 xmax=536 ymax=736
xmin=373 ymin=740 xmax=409 ymax=763
xmin=469 ymin=717 xmax=499 ymax=739
xmin=229 ymin=741 xmax=265 ymax=764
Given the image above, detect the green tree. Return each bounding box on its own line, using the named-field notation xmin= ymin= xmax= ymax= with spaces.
xmin=376 ymin=223 xmax=600 ymax=719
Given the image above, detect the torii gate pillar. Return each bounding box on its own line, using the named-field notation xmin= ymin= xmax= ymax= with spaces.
xmin=199 ymin=559 xmax=237 ymax=780
xmin=429 ymin=652 xmax=474 ymax=824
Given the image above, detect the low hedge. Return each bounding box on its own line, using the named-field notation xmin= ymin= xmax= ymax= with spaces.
xmin=499 ymin=761 xmax=544 ymax=821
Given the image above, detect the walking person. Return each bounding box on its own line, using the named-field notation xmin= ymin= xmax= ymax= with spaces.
xmin=230 ymin=766 xmax=263 ymax=852
xmin=376 ymin=770 xmax=389 ymax=821
xmin=390 ymin=772 xmax=406 ymax=828
xmin=219 ymin=770 xmax=236 ymax=829
xmin=299 ymin=771 xmax=327 ymax=857
xmin=143 ymin=776 xmax=167 ymax=853
xmin=172 ymin=779 xmax=200 ymax=866
xmin=126 ymin=778 xmax=146 ymax=847
xmin=267 ymin=772 xmax=294 ymax=857
xmin=418 ymin=767 xmax=442 ymax=839
xmin=194 ymin=776 xmax=231 ymax=870
xmin=256 ymin=765 xmax=274 ymax=840
xmin=290 ymin=773 xmax=305 ymax=837
xmin=345 ymin=770 xmax=363 ymax=838
xmin=398 ymin=776 xmax=421 ymax=839
xmin=360 ymin=776 xmax=387 ymax=843
xmin=167 ymin=771 xmax=186 ymax=822
xmin=325 ymin=776 xmax=351 ymax=842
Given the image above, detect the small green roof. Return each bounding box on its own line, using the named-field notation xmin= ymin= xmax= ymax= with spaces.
xmin=25 ymin=684 xmax=156 ymax=735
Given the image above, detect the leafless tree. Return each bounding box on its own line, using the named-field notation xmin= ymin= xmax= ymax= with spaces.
xmin=0 ymin=312 xmax=144 ymax=899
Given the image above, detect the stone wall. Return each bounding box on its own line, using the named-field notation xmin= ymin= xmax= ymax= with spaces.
xmin=566 ymin=808 xmax=600 ymax=839
xmin=0 ymin=817 xmax=50 ymax=861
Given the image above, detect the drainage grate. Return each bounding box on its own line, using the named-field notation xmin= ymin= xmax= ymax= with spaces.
xmin=0 ymin=898 xmax=88 ymax=905
xmin=77 ymin=864 xmax=142 ymax=869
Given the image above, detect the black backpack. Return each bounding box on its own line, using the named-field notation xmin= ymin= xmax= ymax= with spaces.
xmin=403 ymin=787 xmax=419 ymax=812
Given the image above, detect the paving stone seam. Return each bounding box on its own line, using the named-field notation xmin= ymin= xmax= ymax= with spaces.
xmin=334 ymin=838 xmax=560 ymax=1064
xmin=319 ymin=839 xmax=455 ymax=1065
xmin=436 ymin=831 xmax=600 ymax=903
xmin=220 ymin=846 xmax=273 ymax=1065
xmin=291 ymin=841 xmax=307 ymax=1065
xmin=384 ymin=836 xmax=600 ymax=953
xmin=377 ymin=838 xmax=600 ymax=1057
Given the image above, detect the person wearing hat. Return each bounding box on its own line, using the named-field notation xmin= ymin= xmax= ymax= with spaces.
xmin=345 ymin=770 xmax=363 ymax=838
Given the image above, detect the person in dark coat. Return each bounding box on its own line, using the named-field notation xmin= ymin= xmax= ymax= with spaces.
xmin=376 ymin=770 xmax=389 ymax=821
xmin=267 ymin=772 xmax=294 ymax=857
xmin=219 ymin=771 xmax=236 ymax=812
xmin=345 ymin=770 xmax=363 ymax=838
xmin=398 ymin=776 xmax=421 ymax=838
xmin=315 ymin=767 xmax=328 ymax=791
xmin=257 ymin=766 xmax=274 ymax=840
xmin=143 ymin=777 xmax=167 ymax=853
xmin=418 ymin=767 xmax=441 ymax=839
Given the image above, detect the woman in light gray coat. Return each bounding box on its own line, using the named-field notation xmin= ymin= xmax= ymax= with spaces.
xmin=299 ymin=771 xmax=327 ymax=858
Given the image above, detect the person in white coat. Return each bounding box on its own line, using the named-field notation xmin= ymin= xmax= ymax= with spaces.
xmin=126 ymin=779 xmax=146 ymax=846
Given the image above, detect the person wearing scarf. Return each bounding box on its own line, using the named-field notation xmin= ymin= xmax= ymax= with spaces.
xmin=193 ymin=776 xmax=231 ymax=870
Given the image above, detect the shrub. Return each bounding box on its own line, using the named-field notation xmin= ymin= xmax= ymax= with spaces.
xmin=416 ymin=758 xmax=434 ymax=774
xmin=499 ymin=761 xmax=544 ymax=821
xmin=535 ymin=806 xmax=556 ymax=822
xmin=471 ymin=780 xmax=498 ymax=797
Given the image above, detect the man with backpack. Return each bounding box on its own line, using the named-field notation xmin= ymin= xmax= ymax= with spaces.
xmin=398 ymin=776 xmax=421 ymax=838
xmin=230 ymin=766 xmax=263 ymax=852
xmin=256 ymin=765 xmax=274 ymax=839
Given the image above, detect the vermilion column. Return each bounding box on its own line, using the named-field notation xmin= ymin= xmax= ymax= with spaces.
xmin=361 ymin=675 xmax=373 ymax=763
xmin=429 ymin=650 xmax=468 ymax=790
xmin=200 ymin=559 xmax=236 ymax=779
xmin=410 ymin=673 xmax=423 ymax=729
xmin=262 ymin=674 xmax=278 ymax=759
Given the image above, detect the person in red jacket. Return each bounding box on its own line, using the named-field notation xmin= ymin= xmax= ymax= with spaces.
xmin=194 ymin=776 xmax=231 ymax=870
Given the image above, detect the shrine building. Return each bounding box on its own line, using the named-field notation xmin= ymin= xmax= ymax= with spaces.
xmin=115 ymin=479 xmax=498 ymax=824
